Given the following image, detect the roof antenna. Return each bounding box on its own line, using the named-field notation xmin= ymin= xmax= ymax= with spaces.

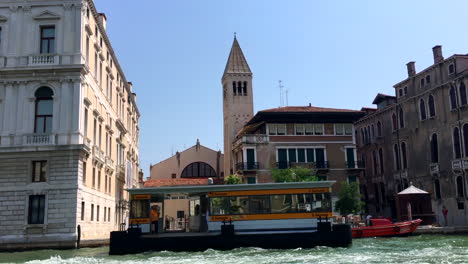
xmin=285 ymin=86 xmax=289 ymax=106
xmin=279 ymin=80 xmax=283 ymax=107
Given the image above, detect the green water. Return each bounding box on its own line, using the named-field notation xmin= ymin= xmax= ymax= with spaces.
xmin=1 ymin=235 xmax=467 ymax=264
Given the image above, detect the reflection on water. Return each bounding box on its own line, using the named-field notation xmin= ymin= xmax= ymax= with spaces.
xmin=1 ymin=235 xmax=467 ymax=264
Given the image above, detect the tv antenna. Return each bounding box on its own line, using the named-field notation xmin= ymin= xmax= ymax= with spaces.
xmin=279 ymin=80 xmax=284 ymax=107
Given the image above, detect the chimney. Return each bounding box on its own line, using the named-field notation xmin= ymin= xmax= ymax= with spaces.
xmin=127 ymin=82 xmax=133 ymax=91
xmin=406 ymin=61 xmax=416 ymax=77
xmin=432 ymin=45 xmax=443 ymax=64
xmin=98 ymin=13 xmax=107 ymax=30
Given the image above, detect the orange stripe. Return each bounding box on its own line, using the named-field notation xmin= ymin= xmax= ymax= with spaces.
xmin=132 ymin=194 xmax=151 ymax=200
xmin=210 ymin=212 xmax=332 ymax=221
xmin=130 ymin=218 xmax=151 ymax=224
xmin=208 ymin=188 xmax=330 ymax=197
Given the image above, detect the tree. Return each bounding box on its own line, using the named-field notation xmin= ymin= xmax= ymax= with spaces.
xmin=271 ymin=167 xmax=318 ymax=182
xmin=225 ymin=174 xmax=242 ymax=184
xmin=334 ymin=182 xmax=363 ymax=215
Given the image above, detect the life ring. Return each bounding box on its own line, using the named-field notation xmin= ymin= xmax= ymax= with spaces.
xmin=356 ymin=229 xmax=363 ymax=237
xmin=393 ymin=226 xmax=401 ymax=233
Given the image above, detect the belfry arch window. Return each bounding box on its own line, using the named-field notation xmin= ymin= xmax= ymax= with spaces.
xmin=181 ymin=162 xmax=216 ymax=178
xmin=34 ymin=87 xmax=54 ymax=133
xmin=237 ymin=81 xmax=242 ymax=95
xmin=232 ymin=81 xmax=237 ymax=95
xmin=243 ymin=81 xmax=247 ymax=95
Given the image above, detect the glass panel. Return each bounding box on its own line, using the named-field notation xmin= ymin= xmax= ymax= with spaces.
xmin=210 ymin=197 xmax=230 ymax=215
xmin=228 ymin=196 xmax=249 ymax=214
xmin=346 ymin=148 xmax=355 ymax=167
xmin=344 ymin=124 xmax=353 ymax=135
xmin=288 ymin=149 xmax=297 ymax=163
xmin=49 ymin=39 xmax=55 ymax=53
xmin=314 ymin=124 xmax=323 ymax=135
xmin=271 ymin=194 xmax=293 ymax=213
xmin=41 ymin=40 xmax=48 ymax=53
xmin=297 ymin=149 xmax=305 ymax=163
xmin=311 ymin=193 xmax=331 ymax=212
xmin=35 ymin=117 xmax=45 ymax=133
xmin=268 ymin=124 xmax=276 ymax=135
xmin=37 ymin=100 xmax=53 ymax=115
xmin=306 ymin=149 xmax=314 ymax=163
xmin=250 ymin=195 xmax=270 ymax=214
xmin=277 ymin=149 xmax=288 ymax=169
xmin=295 ymin=124 xmax=304 ymax=135
xmin=277 ymin=124 xmax=286 ymax=135
xmin=45 ymin=117 xmax=53 ymax=133
xmin=130 ymin=199 xmax=149 ymax=218
xmin=42 ymin=28 xmax=55 ymax=38
xmin=335 ymin=124 xmax=343 ymax=135
xmin=305 ymin=124 xmax=313 ymax=135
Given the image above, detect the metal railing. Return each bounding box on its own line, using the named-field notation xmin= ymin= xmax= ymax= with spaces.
xmin=345 ymin=161 xmax=365 ymax=169
xmin=276 ymin=161 xmax=329 ymax=169
xmin=236 ymin=162 xmax=260 ymax=171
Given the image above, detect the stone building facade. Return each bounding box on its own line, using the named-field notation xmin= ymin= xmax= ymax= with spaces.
xmin=355 ymin=46 xmax=468 ymax=226
xmin=0 ymin=0 xmax=141 ymax=249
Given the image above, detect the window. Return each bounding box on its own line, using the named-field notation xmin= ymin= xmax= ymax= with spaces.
xmin=243 ymin=81 xmax=247 ymax=95
xmin=456 ymin=176 xmax=465 ymax=198
xmin=335 ymin=124 xmax=353 ymax=135
xmin=83 ymin=161 xmax=87 ymax=184
xmin=181 ymin=162 xmax=216 ymax=178
xmin=449 ymin=64 xmax=455 ymax=74
xmin=305 ymin=124 xmax=313 ymax=135
xmin=86 ymin=36 xmax=90 ymax=64
xmin=34 ymin=87 xmax=54 ymax=133
xmin=104 ymin=206 xmax=107 ymax=222
xmin=420 ymin=78 xmax=425 ymax=88
xmin=371 ymin=124 xmax=375 ymax=140
xmin=108 ymin=207 xmax=111 ymax=222
xmin=91 ymin=204 xmax=94 ymax=221
xmin=345 ymin=148 xmax=356 ymax=168
xmin=398 ymin=89 xmax=403 ymax=97
xmin=401 ymin=142 xmax=408 ymax=169
xmin=377 ymin=121 xmax=382 ymax=137
xmin=268 ymin=124 xmax=286 ymax=135
xmin=81 ymin=201 xmax=85 ymax=221
xmin=98 ymin=169 xmax=101 ymax=190
xmin=430 ymin=134 xmax=439 ymax=163
xmin=32 ymin=161 xmax=47 ymax=182
xmin=40 ymin=26 xmax=55 ymax=54
xmin=378 ymin=148 xmax=384 ymax=174
xmin=171 ymin=173 xmax=176 ymax=179
xmin=398 ymin=108 xmax=404 ymax=128
xmin=392 ymin=113 xmax=397 ymax=131
xmin=277 ymin=148 xmax=326 ymax=169
xmin=419 ymin=99 xmax=427 ymax=120
xmin=460 ymin=83 xmax=467 ymax=106
xmin=404 ymin=86 xmax=408 ymax=95
xmin=314 ymin=124 xmax=324 ymax=135
xmin=372 ymin=150 xmax=377 ymax=175
xmin=97 ymin=205 xmax=100 ymax=221
xmin=232 ymin=81 xmax=237 ymax=95
xmin=426 ymin=75 xmax=431 ymax=84
xmin=348 ymin=175 xmax=357 ymax=183
xmin=394 ymin=144 xmax=401 ymax=170
xmin=450 ymin=85 xmax=458 ymax=110
xmin=28 ymin=195 xmax=46 ymax=224
xmin=295 ymin=124 xmax=304 ymax=135
xmin=428 ymin=94 xmax=436 ymax=117
xmin=92 ymin=167 xmax=96 ymax=188
xmin=84 ymin=108 xmax=89 ymax=139
xmin=463 ymin=124 xmax=468 ymax=157
xmin=454 ymin=127 xmax=462 ymax=159
xmin=434 ymin=179 xmax=441 ymax=199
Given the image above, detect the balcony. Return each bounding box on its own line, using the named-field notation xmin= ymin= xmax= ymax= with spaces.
xmin=345 ymin=161 xmax=365 ymax=170
xmin=28 ymin=54 xmax=59 ymax=66
xmin=105 ymin=156 xmax=115 ymax=173
xmin=236 ymin=162 xmax=260 ymax=172
xmin=462 ymin=158 xmax=468 ymax=170
xmin=92 ymin=145 xmax=105 ymax=164
xmin=117 ymin=164 xmax=126 ymax=182
xmin=83 ymin=138 xmax=92 ymax=152
xmin=452 ymin=159 xmax=463 ymax=172
xmin=276 ymin=161 xmax=329 ymax=170
xmin=429 ymin=163 xmax=439 ymax=175
xmin=234 ymin=134 xmax=269 ymax=147
xmin=23 ymin=134 xmax=55 ymax=146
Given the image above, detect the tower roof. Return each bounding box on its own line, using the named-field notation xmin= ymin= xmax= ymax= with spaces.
xmin=223 ymin=36 xmax=251 ymax=75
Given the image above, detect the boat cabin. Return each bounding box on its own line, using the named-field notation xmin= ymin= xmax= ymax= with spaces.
xmin=128 ymin=181 xmax=334 ymax=234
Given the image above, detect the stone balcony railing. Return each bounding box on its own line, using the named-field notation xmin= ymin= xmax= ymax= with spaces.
xmin=429 ymin=163 xmax=439 ymax=174
xmin=28 ymin=54 xmax=59 ymax=66
xmin=92 ymin=145 xmax=105 ymax=164
xmin=452 ymin=159 xmax=463 ymax=171
xmin=23 ymin=133 xmax=55 ymax=146
xmin=234 ymin=134 xmax=269 ymax=147
xmin=105 ymin=156 xmax=114 ymax=169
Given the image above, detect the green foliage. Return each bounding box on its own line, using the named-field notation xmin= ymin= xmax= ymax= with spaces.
xmin=334 ymin=182 xmax=363 ymax=215
xmin=271 ymin=167 xmax=318 ymax=182
xmin=225 ymin=174 xmax=242 ymax=184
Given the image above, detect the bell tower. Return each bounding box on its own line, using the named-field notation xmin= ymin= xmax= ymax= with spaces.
xmin=222 ymin=36 xmax=254 ymax=176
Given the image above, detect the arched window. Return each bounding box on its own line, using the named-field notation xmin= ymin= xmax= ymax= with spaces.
xmin=237 ymin=81 xmax=242 ymax=94
xmin=453 ymin=127 xmax=462 ymax=159
xmin=460 ymin=82 xmax=467 ymax=106
xmin=419 ymin=99 xmax=427 ymax=120
xmin=392 ymin=113 xmax=397 ymax=131
xmin=394 ymin=144 xmax=400 ymax=170
xmin=377 ymin=121 xmax=382 ymax=137
xmin=401 ymin=142 xmax=408 ymax=169
xmin=372 ymin=150 xmax=377 ymax=175
xmin=456 ymin=176 xmax=465 ymax=198
xmin=463 ymin=124 xmax=468 ymax=157
xmin=428 ymin=94 xmax=436 ymax=117
xmin=232 ymin=81 xmax=237 ymax=95
xmin=242 ymin=81 xmax=247 ymax=95
xmin=430 ymin=134 xmax=439 ymax=163
xmin=434 ymin=179 xmax=441 ymax=199
xmin=181 ymin=162 xmax=216 ymax=178
xmin=450 ymin=85 xmax=458 ymax=110
xmin=371 ymin=124 xmax=375 ymax=140
xmin=378 ymin=148 xmax=384 ymax=174
xmin=360 ymin=128 xmax=365 ymax=144
xmin=34 ymin=87 xmax=54 ymax=133
xmin=398 ymin=108 xmax=404 ymax=128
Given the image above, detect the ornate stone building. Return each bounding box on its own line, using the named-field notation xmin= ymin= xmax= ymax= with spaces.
xmin=0 ymin=0 xmax=141 ymax=249
xmin=356 ymin=46 xmax=468 ymax=226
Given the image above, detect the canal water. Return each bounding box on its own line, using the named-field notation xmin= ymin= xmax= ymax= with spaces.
xmin=1 ymin=235 xmax=467 ymax=264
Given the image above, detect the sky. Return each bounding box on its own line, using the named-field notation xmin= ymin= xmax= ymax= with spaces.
xmin=94 ymin=0 xmax=468 ymax=176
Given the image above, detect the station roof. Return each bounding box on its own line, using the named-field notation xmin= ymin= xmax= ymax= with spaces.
xmin=127 ymin=181 xmax=335 ymax=196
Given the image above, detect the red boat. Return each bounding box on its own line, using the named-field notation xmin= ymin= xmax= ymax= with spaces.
xmin=352 ymin=219 xmax=422 ymax=238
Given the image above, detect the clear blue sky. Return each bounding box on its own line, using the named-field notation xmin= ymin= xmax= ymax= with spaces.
xmin=95 ymin=0 xmax=468 ymax=176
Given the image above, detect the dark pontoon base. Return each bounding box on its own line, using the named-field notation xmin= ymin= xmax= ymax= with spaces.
xmin=109 ymin=223 xmax=352 ymax=255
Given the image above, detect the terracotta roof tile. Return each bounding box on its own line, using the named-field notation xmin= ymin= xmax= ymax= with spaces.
xmin=259 ymin=106 xmax=362 ymax=113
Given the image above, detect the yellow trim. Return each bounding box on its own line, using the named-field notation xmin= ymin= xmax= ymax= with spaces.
xmin=129 ymin=218 xmax=151 ymax=224
xmin=132 ymin=194 xmax=151 ymax=200
xmin=208 ymin=188 xmax=330 ymax=197
xmin=210 ymin=212 xmax=332 ymax=221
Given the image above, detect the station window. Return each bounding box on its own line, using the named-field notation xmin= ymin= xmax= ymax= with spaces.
xmin=335 ymin=124 xmax=353 ymax=135
xmin=268 ymin=124 xmax=287 ymax=135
